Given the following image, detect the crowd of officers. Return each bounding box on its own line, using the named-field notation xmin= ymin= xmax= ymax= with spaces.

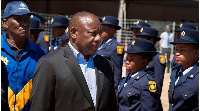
xmin=1 ymin=1 xmax=199 ymax=111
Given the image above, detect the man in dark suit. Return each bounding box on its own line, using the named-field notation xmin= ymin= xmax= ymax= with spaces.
xmin=30 ymin=12 xmax=118 ymax=111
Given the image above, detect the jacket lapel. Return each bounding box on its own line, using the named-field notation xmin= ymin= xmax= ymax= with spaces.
xmin=95 ymin=67 xmax=104 ymax=110
xmin=63 ymin=45 xmax=94 ymax=107
xmin=175 ymin=66 xmax=199 ymax=87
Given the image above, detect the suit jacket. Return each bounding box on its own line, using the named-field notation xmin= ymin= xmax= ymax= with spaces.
xmin=168 ymin=62 xmax=199 ymax=111
xmin=97 ymin=37 xmax=124 ymax=91
xmin=30 ymin=44 xmax=118 ymax=111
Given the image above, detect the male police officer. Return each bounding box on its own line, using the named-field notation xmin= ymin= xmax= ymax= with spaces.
xmin=48 ymin=15 xmax=69 ymax=52
xmin=1 ymin=1 xmax=46 ymax=110
xmin=97 ymin=16 xmax=124 ymax=92
xmin=130 ymin=20 xmax=150 ymax=39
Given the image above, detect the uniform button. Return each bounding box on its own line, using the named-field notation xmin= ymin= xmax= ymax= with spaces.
xmin=128 ymin=92 xmax=131 ymax=95
xmin=172 ymin=89 xmax=173 ymax=92
xmin=101 ymin=55 xmax=104 ymax=56
xmin=185 ymin=95 xmax=188 ymax=98
xmin=172 ymin=104 xmax=174 ymax=107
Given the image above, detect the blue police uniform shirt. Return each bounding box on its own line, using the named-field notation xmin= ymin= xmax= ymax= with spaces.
xmin=168 ymin=61 xmax=199 ymax=111
xmin=97 ymin=37 xmax=124 ymax=92
xmin=117 ymin=69 xmax=159 ymax=111
xmin=36 ymin=32 xmax=49 ymax=53
xmin=1 ymin=33 xmax=46 ymax=111
xmin=68 ymin=41 xmax=97 ymax=107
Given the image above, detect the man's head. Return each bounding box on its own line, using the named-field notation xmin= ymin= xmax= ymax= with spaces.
xmin=69 ymin=12 xmax=102 ymax=58
xmin=48 ymin=15 xmax=69 ymax=38
xmin=130 ymin=21 xmax=150 ymax=39
xmin=2 ymin=1 xmax=33 ymax=40
xmin=100 ymin=16 xmax=121 ymax=41
xmin=165 ymin=25 xmax=171 ymax=33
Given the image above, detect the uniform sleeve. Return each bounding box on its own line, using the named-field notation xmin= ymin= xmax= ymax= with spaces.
xmin=140 ymin=83 xmax=158 ymax=111
xmin=30 ymin=58 xmax=55 ymax=111
xmin=111 ymin=47 xmax=124 ymax=91
xmin=154 ymin=54 xmax=166 ymax=92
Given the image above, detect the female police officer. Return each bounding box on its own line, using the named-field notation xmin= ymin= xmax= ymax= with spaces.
xmin=117 ymin=38 xmax=160 ymax=111
xmin=169 ymin=28 xmax=199 ymax=111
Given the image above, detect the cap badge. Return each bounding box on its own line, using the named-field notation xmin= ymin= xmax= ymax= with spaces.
xmin=132 ymin=40 xmax=135 ymax=45
xmin=51 ymin=19 xmax=54 ymax=24
xmin=102 ymin=17 xmax=105 ymax=21
xmin=19 ymin=3 xmax=26 ymax=9
xmin=140 ymin=28 xmax=143 ymax=32
xmin=136 ymin=21 xmax=139 ymax=24
xmin=179 ymin=24 xmax=183 ymax=28
xmin=65 ymin=28 xmax=69 ymax=33
xmin=181 ymin=31 xmax=185 ymax=37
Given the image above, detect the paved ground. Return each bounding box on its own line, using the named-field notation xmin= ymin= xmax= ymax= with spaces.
xmin=122 ymin=66 xmax=171 ymax=111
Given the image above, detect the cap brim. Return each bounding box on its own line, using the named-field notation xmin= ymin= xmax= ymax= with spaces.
xmin=48 ymin=24 xmax=68 ymax=28
xmin=30 ymin=28 xmax=44 ymax=32
xmin=3 ymin=12 xmax=35 ymax=19
xmin=125 ymin=49 xmax=158 ymax=55
xmin=136 ymin=33 xmax=161 ymax=41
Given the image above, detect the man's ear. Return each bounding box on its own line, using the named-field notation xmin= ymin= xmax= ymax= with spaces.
xmin=70 ymin=27 xmax=77 ymax=39
xmin=2 ymin=19 xmax=8 ymax=29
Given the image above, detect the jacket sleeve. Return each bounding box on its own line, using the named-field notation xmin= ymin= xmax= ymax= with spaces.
xmin=30 ymin=58 xmax=55 ymax=111
xmin=111 ymin=48 xmax=124 ymax=91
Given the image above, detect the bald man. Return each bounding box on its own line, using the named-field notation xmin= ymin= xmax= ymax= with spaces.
xmin=30 ymin=12 xmax=118 ymax=111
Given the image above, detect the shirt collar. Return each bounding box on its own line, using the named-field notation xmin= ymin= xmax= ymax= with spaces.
xmin=105 ymin=37 xmax=115 ymax=44
xmin=179 ymin=65 xmax=195 ymax=76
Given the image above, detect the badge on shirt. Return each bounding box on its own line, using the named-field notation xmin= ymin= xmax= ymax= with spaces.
xmin=1 ymin=56 xmax=9 ymax=65
xmin=148 ymin=81 xmax=157 ymax=92
xmin=44 ymin=35 xmax=49 ymax=42
xmin=117 ymin=46 xmax=123 ymax=54
xmin=159 ymin=55 xmax=165 ymax=64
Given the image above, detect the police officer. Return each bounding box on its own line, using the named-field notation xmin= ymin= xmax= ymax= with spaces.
xmin=97 ymin=16 xmax=124 ymax=91
xmin=29 ymin=18 xmax=45 ymax=43
xmin=169 ymin=28 xmax=199 ymax=111
xmin=32 ymin=13 xmax=50 ymax=53
xmin=130 ymin=20 xmax=150 ymax=39
xmin=117 ymin=38 xmax=159 ymax=111
xmin=171 ymin=22 xmax=197 ymax=71
xmin=1 ymin=1 xmax=46 ymax=110
xmin=48 ymin=15 xmax=69 ymax=52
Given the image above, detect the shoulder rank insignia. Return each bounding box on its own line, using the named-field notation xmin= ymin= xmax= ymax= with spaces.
xmin=1 ymin=56 xmax=9 ymax=65
xmin=148 ymin=81 xmax=157 ymax=92
xmin=159 ymin=55 xmax=165 ymax=64
xmin=44 ymin=35 xmax=49 ymax=42
xmin=117 ymin=46 xmax=123 ymax=54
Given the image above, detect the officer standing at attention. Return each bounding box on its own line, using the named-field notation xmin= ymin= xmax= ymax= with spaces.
xmin=1 ymin=1 xmax=46 ymax=110
xmin=171 ymin=22 xmax=196 ymax=71
xmin=48 ymin=15 xmax=69 ymax=52
xmin=28 ymin=18 xmax=45 ymax=43
xmin=33 ymin=13 xmax=50 ymax=53
xmin=169 ymin=28 xmax=199 ymax=111
xmin=117 ymin=38 xmax=159 ymax=111
xmin=130 ymin=20 xmax=150 ymax=39
xmin=97 ymin=16 xmax=124 ymax=91
xmin=136 ymin=27 xmax=166 ymax=110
